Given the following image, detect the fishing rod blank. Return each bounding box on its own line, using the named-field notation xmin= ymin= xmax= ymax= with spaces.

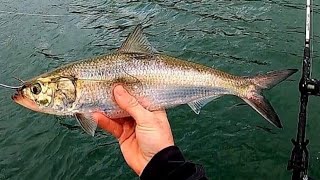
xmin=287 ymin=0 xmax=319 ymax=179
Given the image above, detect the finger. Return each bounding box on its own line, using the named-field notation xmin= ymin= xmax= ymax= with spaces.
xmin=113 ymin=85 xmax=151 ymax=124
xmin=92 ymin=112 xmax=125 ymax=138
xmin=152 ymin=109 xmax=167 ymax=117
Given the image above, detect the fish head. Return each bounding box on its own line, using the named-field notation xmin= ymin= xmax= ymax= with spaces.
xmin=12 ymin=76 xmax=76 ymax=114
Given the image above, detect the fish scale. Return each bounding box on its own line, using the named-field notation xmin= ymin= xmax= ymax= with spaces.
xmin=62 ymin=53 xmax=232 ymax=118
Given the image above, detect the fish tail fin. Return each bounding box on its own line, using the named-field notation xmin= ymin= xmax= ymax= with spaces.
xmin=249 ymin=69 xmax=298 ymax=90
xmin=241 ymin=69 xmax=298 ymax=128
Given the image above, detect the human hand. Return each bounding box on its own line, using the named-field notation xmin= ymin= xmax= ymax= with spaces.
xmin=92 ymin=85 xmax=174 ymax=175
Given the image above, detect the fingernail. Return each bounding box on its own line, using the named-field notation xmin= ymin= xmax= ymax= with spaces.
xmin=115 ymin=85 xmax=126 ymax=96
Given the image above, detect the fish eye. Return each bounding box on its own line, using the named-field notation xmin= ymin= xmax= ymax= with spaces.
xmin=30 ymin=83 xmax=42 ymax=95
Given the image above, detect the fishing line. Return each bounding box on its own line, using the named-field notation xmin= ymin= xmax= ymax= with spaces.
xmin=0 ymin=83 xmax=22 ymax=89
xmin=0 ymin=10 xmax=97 ymax=17
xmin=311 ymin=0 xmax=314 ymax=70
xmin=12 ymin=76 xmax=25 ymax=83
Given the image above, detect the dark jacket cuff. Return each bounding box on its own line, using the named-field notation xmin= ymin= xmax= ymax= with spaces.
xmin=140 ymin=146 xmax=207 ymax=180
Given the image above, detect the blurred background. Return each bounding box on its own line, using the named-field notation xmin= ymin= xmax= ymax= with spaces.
xmin=0 ymin=0 xmax=319 ymax=179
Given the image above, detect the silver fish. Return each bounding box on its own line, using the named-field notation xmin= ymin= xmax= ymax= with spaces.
xmin=8 ymin=25 xmax=297 ymax=136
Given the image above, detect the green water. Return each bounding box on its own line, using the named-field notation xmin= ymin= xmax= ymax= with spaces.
xmin=0 ymin=0 xmax=319 ymax=179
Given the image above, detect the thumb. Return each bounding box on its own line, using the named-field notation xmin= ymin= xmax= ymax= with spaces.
xmin=113 ymin=85 xmax=151 ymax=124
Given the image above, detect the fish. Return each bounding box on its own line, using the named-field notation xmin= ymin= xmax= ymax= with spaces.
xmin=3 ymin=25 xmax=297 ymax=136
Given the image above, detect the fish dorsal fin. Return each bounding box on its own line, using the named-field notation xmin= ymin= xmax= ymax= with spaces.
xmin=74 ymin=113 xmax=98 ymax=136
xmin=117 ymin=24 xmax=157 ymax=54
xmin=188 ymin=95 xmax=221 ymax=114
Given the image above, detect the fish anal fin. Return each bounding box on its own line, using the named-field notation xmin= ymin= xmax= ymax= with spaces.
xmin=188 ymin=95 xmax=221 ymax=114
xmin=117 ymin=24 xmax=157 ymax=54
xmin=74 ymin=113 xmax=98 ymax=136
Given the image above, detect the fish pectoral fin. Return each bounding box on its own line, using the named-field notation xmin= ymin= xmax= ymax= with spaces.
xmin=113 ymin=76 xmax=143 ymax=95
xmin=117 ymin=24 xmax=158 ymax=54
xmin=74 ymin=113 xmax=98 ymax=136
xmin=187 ymin=95 xmax=221 ymax=114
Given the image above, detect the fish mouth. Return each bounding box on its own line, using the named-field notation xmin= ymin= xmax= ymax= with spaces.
xmin=11 ymin=91 xmax=21 ymax=102
xmin=11 ymin=84 xmax=27 ymax=102
xmin=11 ymin=91 xmax=41 ymax=112
xmin=11 ymin=90 xmax=26 ymax=105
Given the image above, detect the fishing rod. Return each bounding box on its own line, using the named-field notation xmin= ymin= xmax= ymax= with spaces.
xmin=287 ymin=0 xmax=318 ymax=179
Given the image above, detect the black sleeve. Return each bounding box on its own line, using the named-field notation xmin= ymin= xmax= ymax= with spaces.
xmin=140 ymin=146 xmax=208 ymax=180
